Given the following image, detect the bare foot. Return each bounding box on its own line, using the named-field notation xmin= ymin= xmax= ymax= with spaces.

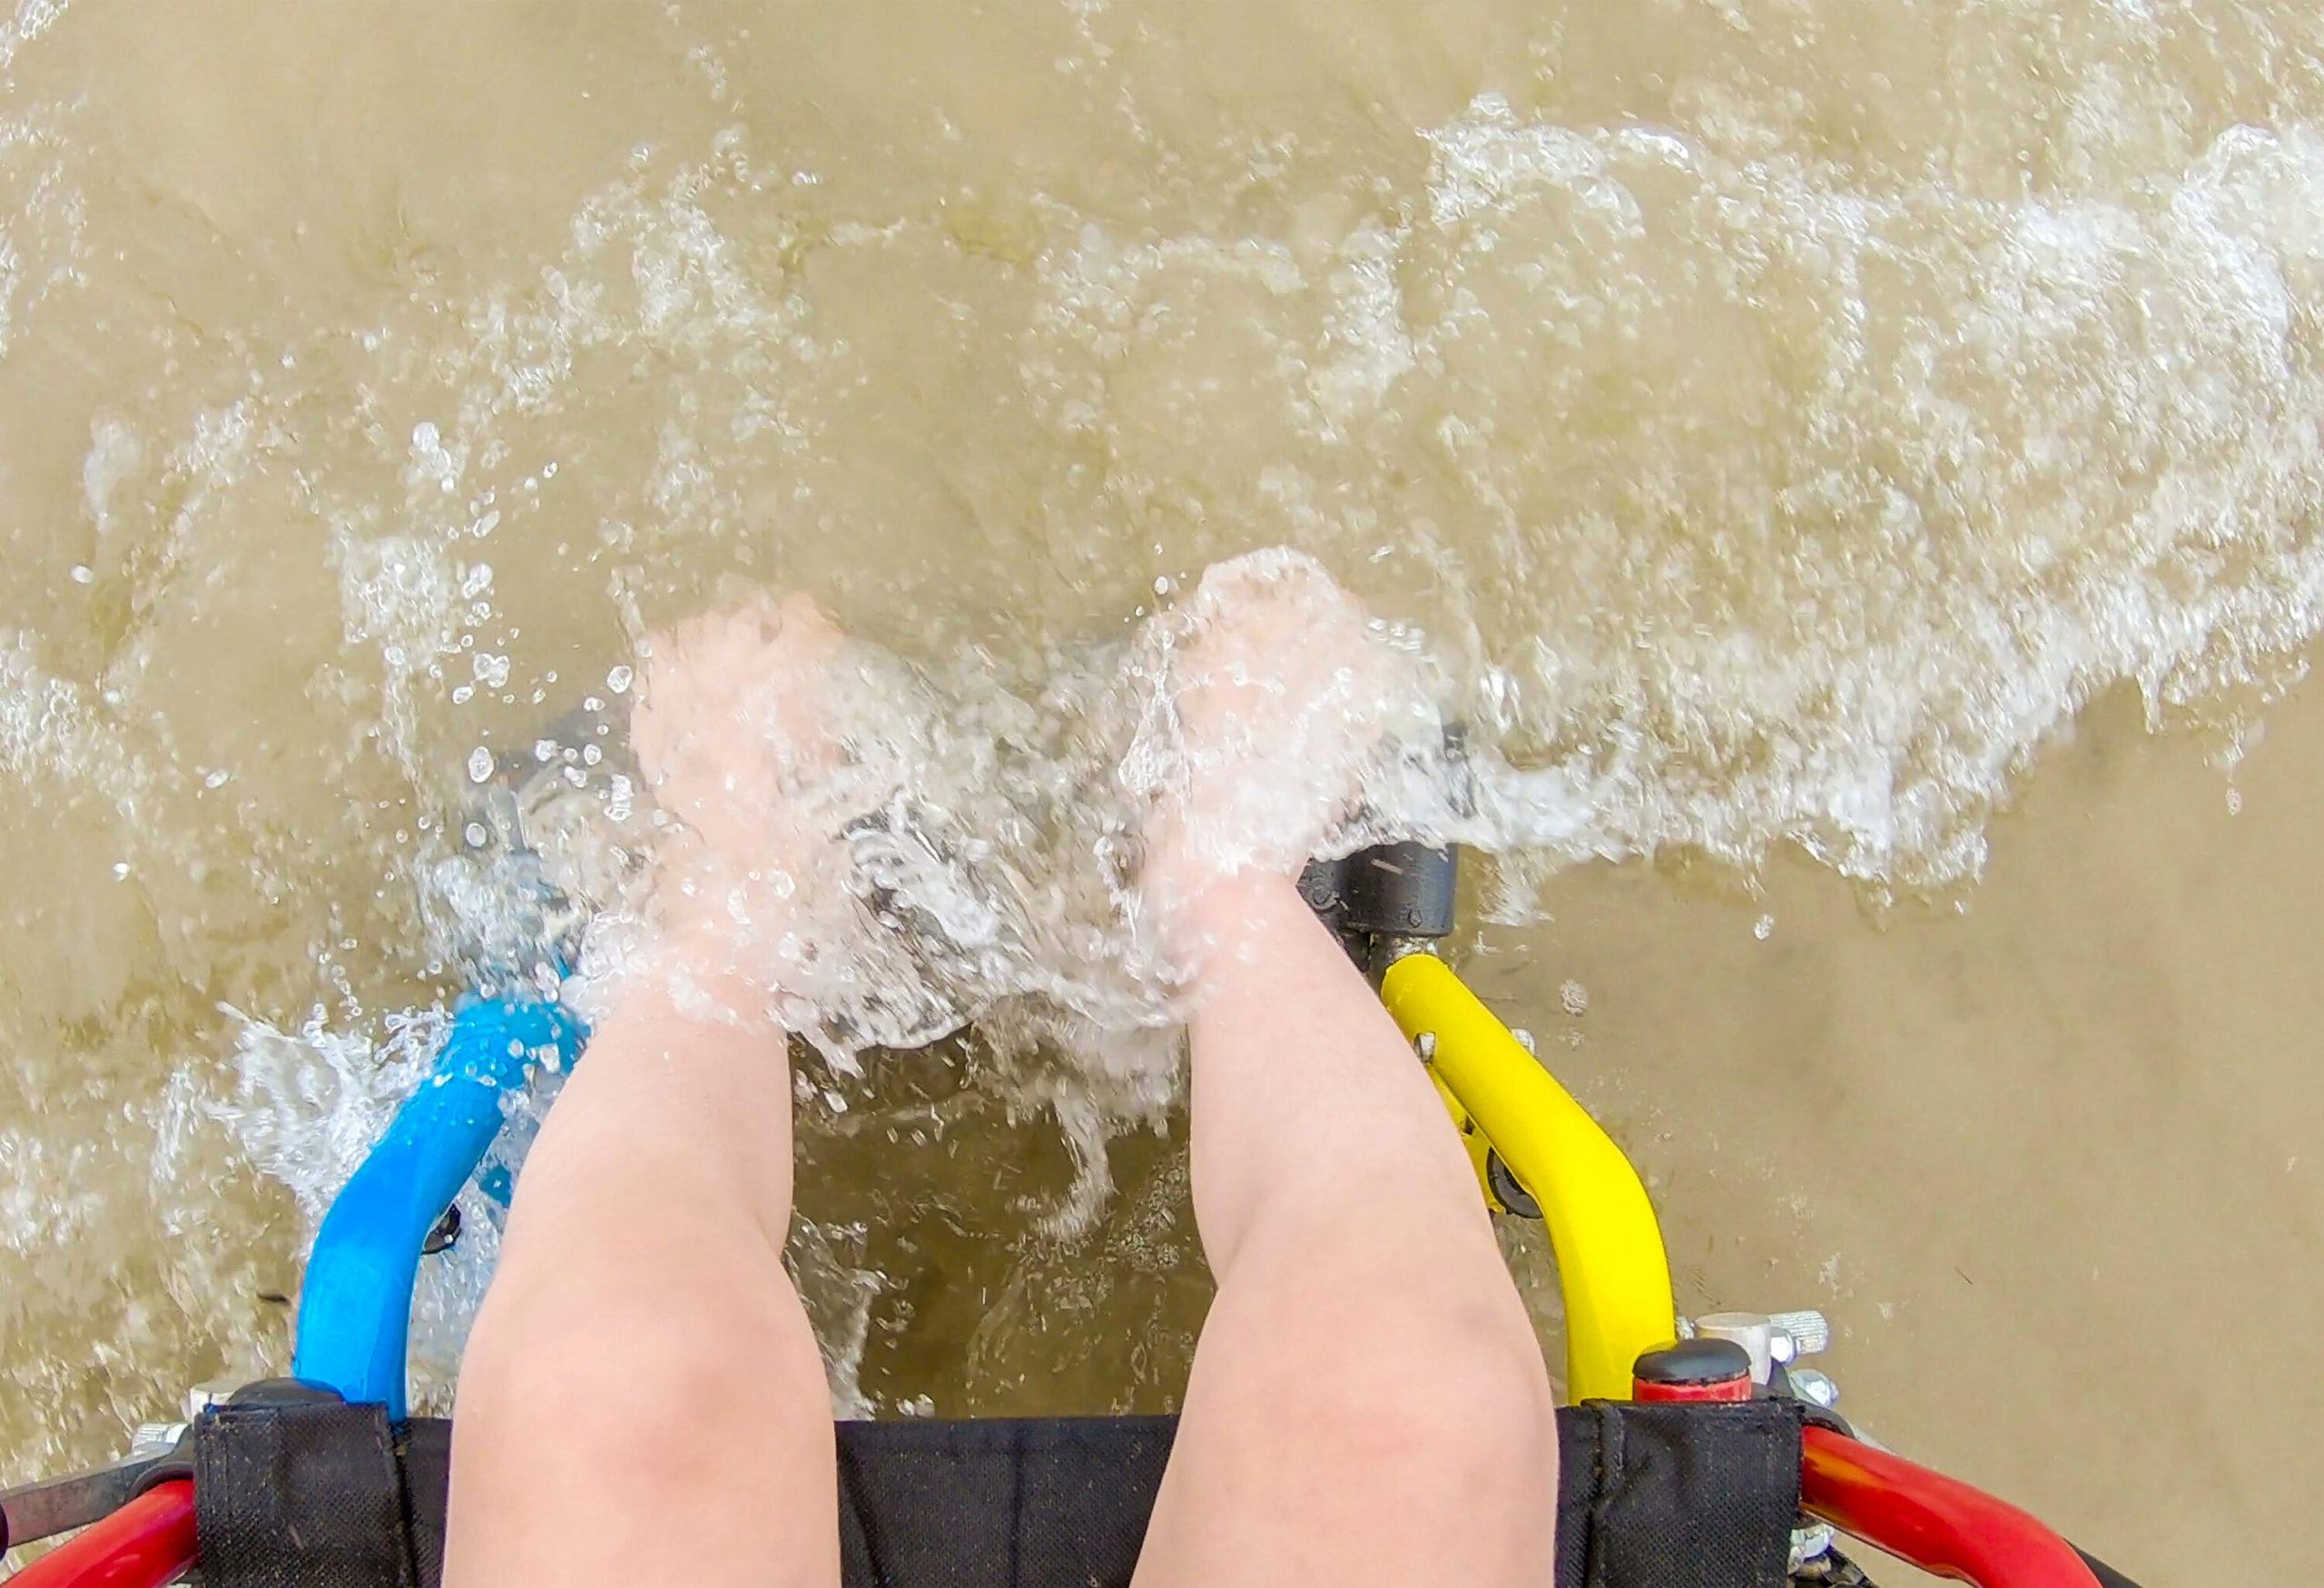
xmin=1126 ymin=549 xmax=1417 ymax=918
xmin=629 ymin=592 xmax=854 ymax=1001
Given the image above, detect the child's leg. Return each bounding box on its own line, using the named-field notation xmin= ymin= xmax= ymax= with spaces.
xmin=1129 ymin=873 xmax=1559 ymax=1588
xmin=448 ymin=595 xmax=855 ymax=1587
xmin=445 ymin=942 xmax=838 ymax=1587
xmin=1123 ymin=551 xmax=1560 ymax=1588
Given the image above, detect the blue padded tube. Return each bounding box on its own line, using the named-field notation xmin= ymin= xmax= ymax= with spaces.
xmin=290 ymin=997 xmax=586 ymax=1417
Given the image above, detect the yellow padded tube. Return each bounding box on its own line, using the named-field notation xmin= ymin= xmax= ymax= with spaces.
xmin=1380 ymin=952 xmax=1677 ymax=1404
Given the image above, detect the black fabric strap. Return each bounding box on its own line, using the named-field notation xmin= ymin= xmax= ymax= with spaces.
xmin=1563 ymin=1402 xmax=1801 ymax=1588
xmin=197 ymin=1403 xmax=1806 ymax=1588
xmin=195 ymin=1400 xmax=420 ymax=1588
xmin=399 ymin=1419 xmax=454 ymax=1588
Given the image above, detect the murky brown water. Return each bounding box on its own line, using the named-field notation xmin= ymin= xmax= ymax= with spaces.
xmin=5 ymin=2 xmax=2321 ymax=1581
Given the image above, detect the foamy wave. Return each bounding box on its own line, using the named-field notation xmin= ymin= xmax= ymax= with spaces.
xmin=1024 ymin=95 xmax=2324 ymax=888
xmin=1409 ymin=97 xmax=2324 ymax=885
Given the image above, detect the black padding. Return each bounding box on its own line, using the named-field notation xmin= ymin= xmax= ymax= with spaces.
xmin=199 ymin=1403 xmax=1805 ymax=1588
xmin=399 ymin=1419 xmax=453 ymax=1588
xmin=837 ymin=1416 xmax=1178 ymax=1587
xmin=1562 ymin=1402 xmax=1801 ymax=1588
xmin=195 ymin=1399 xmax=419 ymax=1588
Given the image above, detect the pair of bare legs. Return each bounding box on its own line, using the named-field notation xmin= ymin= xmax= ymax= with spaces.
xmin=445 ymin=561 xmax=1558 ymax=1587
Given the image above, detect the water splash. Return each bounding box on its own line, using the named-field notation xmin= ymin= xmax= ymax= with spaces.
xmin=10 ymin=1 xmax=2324 ymax=1463
xmin=1404 ymin=98 xmax=2324 ymax=888
xmin=207 ymin=1000 xmax=497 ymax=1404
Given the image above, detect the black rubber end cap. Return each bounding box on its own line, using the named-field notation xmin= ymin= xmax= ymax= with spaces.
xmin=1633 ymin=1337 xmax=1754 ymax=1387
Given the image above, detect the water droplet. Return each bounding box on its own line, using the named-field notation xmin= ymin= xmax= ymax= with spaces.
xmin=463 ymin=823 xmax=488 ymax=847
xmin=467 ymin=746 xmax=494 ymax=784
xmin=111 ymin=862 xmax=130 ymax=880
xmin=1754 ymin=913 xmax=1775 ymax=941
xmin=606 ymin=665 xmax=635 ymax=695
xmin=69 ymin=564 xmax=94 ymax=584
xmin=1559 ymin=979 xmax=1589 ymax=1017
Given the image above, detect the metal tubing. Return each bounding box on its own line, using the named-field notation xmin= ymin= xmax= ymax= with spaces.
xmin=5 ymin=1480 xmax=195 ymax=1588
xmin=290 ymin=997 xmax=586 ymax=1417
xmin=1379 ymin=952 xmax=1676 ymax=1403
xmin=1802 ymin=1425 xmax=2102 ymax=1588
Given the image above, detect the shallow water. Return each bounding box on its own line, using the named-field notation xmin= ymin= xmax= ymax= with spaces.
xmin=3 ymin=2 xmax=2320 ymax=1579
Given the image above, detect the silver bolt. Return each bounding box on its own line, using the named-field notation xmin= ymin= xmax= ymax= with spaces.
xmin=1769 ymin=1309 xmax=1831 ymax=1358
xmin=1789 ymin=1368 xmax=1841 ymax=1409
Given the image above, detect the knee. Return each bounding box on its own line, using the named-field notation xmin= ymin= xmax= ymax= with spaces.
xmin=1206 ymin=1271 xmax=1560 ymax=1494
xmin=1337 ymin=1301 xmax=1558 ymax=1483
xmin=458 ymin=1267 xmax=832 ymax=1487
xmin=446 ymin=1265 xmax=839 ymax=1583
